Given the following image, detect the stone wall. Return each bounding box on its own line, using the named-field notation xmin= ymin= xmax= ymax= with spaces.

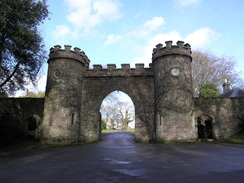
xmin=1 ymin=96 xmax=243 ymax=142
xmin=194 ymin=97 xmax=244 ymax=138
xmin=0 ymin=98 xmax=44 ymax=138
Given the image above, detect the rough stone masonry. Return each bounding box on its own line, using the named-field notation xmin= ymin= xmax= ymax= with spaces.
xmin=36 ymin=40 xmax=243 ymax=144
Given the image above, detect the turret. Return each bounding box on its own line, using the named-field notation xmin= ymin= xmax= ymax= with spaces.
xmin=41 ymin=45 xmax=89 ymax=143
xmin=152 ymin=41 xmax=196 ymax=142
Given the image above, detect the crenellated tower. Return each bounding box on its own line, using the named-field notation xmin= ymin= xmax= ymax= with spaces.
xmin=152 ymin=41 xmax=196 ymax=141
xmin=41 ymin=45 xmax=90 ymax=143
xmin=40 ymin=41 xmax=197 ymax=144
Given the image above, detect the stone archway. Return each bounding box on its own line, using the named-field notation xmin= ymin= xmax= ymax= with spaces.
xmin=80 ymin=74 xmax=155 ymax=142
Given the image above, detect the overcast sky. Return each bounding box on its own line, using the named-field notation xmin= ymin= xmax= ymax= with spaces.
xmin=24 ymin=0 xmax=244 ymax=93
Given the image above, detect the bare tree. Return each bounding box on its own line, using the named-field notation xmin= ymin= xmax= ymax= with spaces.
xmin=192 ymin=50 xmax=243 ymax=97
xmin=100 ymin=92 xmax=134 ymax=130
xmin=119 ymin=104 xmax=134 ymax=129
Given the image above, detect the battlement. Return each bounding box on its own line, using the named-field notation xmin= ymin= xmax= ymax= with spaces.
xmin=48 ymin=45 xmax=90 ymax=67
xmin=83 ymin=63 xmax=154 ymax=77
xmin=152 ymin=40 xmax=191 ymax=61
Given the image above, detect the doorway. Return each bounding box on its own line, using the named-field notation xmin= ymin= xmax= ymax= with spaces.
xmin=197 ymin=115 xmax=213 ymax=139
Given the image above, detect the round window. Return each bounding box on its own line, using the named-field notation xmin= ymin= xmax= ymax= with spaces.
xmin=170 ymin=68 xmax=180 ymax=77
xmin=54 ymin=69 xmax=62 ymax=79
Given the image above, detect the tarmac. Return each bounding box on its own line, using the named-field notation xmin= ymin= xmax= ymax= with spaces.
xmin=0 ymin=131 xmax=244 ymax=183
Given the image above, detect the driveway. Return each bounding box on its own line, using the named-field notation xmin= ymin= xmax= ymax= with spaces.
xmin=0 ymin=132 xmax=244 ymax=183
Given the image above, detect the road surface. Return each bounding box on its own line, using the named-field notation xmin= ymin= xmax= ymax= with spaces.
xmin=0 ymin=131 xmax=244 ymax=183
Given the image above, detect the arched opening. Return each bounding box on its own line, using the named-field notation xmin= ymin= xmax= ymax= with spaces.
xmin=197 ymin=115 xmax=213 ymax=140
xmin=100 ymin=91 xmax=135 ymax=135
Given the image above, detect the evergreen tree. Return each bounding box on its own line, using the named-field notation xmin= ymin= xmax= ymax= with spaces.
xmin=0 ymin=0 xmax=49 ymax=95
xmin=199 ymin=83 xmax=220 ymax=98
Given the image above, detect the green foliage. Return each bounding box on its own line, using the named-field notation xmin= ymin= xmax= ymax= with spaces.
xmin=37 ymin=91 xmax=45 ymax=98
xmin=35 ymin=91 xmax=45 ymax=98
xmin=0 ymin=0 xmax=49 ymax=95
xmin=101 ymin=129 xmax=116 ymax=136
xmin=20 ymin=91 xmax=45 ymax=98
xmin=101 ymin=120 xmax=106 ymax=130
xmin=199 ymin=83 xmax=220 ymax=98
xmin=126 ymin=129 xmax=135 ymax=135
xmin=219 ymin=132 xmax=244 ymax=144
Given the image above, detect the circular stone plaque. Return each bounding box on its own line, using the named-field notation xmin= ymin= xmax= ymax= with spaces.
xmin=170 ymin=68 xmax=180 ymax=77
xmin=54 ymin=69 xmax=62 ymax=79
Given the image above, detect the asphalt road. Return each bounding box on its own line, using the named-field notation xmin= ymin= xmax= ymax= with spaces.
xmin=0 ymin=131 xmax=244 ymax=183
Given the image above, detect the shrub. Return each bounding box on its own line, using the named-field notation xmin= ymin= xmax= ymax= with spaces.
xmin=101 ymin=120 xmax=106 ymax=130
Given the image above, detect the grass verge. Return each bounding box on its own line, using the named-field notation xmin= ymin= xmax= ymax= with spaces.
xmin=101 ymin=129 xmax=117 ymax=136
xmin=218 ymin=132 xmax=244 ymax=144
xmin=126 ymin=129 xmax=135 ymax=135
xmin=101 ymin=129 xmax=135 ymax=136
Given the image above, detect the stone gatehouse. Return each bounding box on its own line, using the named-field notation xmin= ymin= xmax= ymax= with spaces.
xmin=1 ymin=41 xmax=243 ymax=143
xmin=38 ymin=40 xmax=243 ymax=143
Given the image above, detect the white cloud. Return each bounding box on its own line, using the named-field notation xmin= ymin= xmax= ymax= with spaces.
xmin=142 ymin=17 xmax=165 ymax=33
xmin=65 ymin=0 xmax=121 ymax=31
xmin=36 ymin=75 xmax=47 ymax=91
xmin=133 ymin=31 xmax=182 ymax=66
xmin=52 ymin=0 xmax=121 ymax=39
xmin=93 ymin=0 xmax=120 ymax=17
xmin=104 ymin=34 xmax=122 ymax=45
xmin=133 ymin=27 xmax=221 ymax=66
xmin=14 ymin=75 xmax=47 ymax=97
xmin=102 ymin=17 xmax=164 ymax=48
xmin=185 ymin=27 xmax=221 ymax=48
xmin=25 ymin=75 xmax=47 ymax=92
xmin=53 ymin=25 xmax=72 ymax=38
xmin=174 ymin=0 xmax=201 ymax=7
xmin=130 ymin=17 xmax=165 ymax=37
xmin=147 ymin=31 xmax=182 ymax=47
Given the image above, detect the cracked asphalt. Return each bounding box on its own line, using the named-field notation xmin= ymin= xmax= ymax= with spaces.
xmin=0 ymin=131 xmax=244 ymax=183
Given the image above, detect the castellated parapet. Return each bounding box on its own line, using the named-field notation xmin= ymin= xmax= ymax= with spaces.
xmin=49 ymin=45 xmax=90 ymax=67
xmin=152 ymin=40 xmax=191 ymax=61
xmin=83 ymin=63 xmax=154 ymax=77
